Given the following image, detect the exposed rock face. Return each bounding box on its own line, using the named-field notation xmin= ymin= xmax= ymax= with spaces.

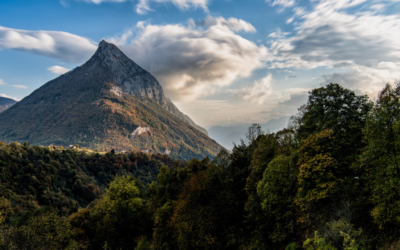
xmin=0 ymin=97 xmax=17 ymax=113
xmin=131 ymin=126 xmax=151 ymax=136
xmin=90 ymin=41 xmax=208 ymax=135
xmin=93 ymin=41 xmax=168 ymax=105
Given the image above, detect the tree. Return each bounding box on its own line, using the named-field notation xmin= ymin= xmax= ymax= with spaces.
xmin=296 ymin=83 xmax=372 ymax=167
xmin=257 ymin=154 xmax=299 ymax=245
xmin=69 ymin=176 xmax=149 ymax=249
xmin=297 ymin=129 xmax=341 ymax=222
xmin=359 ymin=83 xmax=400 ymax=239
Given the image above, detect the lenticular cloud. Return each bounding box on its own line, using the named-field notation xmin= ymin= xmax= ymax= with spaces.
xmin=0 ymin=26 xmax=97 ymax=63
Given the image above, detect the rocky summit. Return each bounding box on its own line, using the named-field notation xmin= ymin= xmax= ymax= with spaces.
xmin=0 ymin=40 xmax=221 ymax=160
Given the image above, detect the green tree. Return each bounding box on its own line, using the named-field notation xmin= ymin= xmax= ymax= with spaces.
xmin=359 ymin=83 xmax=400 ymax=239
xmin=297 ymin=129 xmax=342 ymax=223
xmin=296 ymin=83 xmax=372 ymax=167
xmin=69 ymin=176 xmax=149 ymax=249
xmin=257 ymin=154 xmax=299 ymax=244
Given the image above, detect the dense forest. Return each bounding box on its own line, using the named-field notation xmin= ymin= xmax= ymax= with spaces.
xmin=0 ymin=83 xmax=399 ymax=249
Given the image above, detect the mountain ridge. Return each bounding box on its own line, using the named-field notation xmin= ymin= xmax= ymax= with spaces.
xmin=0 ymin=97 xmax=17 ymax=113
xmin=208 ymin=116 xmax=290 ymax=149
xmin=0 ymin=40 xmax=220 ymax=160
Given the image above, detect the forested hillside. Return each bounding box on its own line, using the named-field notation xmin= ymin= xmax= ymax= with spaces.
xmin=0 ymin=83 xmax=399 ymax=249
xmin=0 ymin=143 xmax=184 ymax=213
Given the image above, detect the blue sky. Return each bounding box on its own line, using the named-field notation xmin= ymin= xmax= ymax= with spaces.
xmin=1 ymin=0 xmax=400 ymax=128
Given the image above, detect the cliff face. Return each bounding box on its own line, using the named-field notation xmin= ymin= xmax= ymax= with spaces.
xmin=89 ymin=40 xmax=208 ymax=135
xmin=92 ymin=40 xmax=168 ymax=106
xmin=0 ymin=40 xmax=219 ymax=160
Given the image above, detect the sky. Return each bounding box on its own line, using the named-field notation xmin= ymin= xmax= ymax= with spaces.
xmin=1 ymin=0 xmax=400 ymax=129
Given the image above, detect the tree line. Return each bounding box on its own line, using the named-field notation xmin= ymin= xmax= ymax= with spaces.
xmin=0 ymin=83 xmax=399 ymax=249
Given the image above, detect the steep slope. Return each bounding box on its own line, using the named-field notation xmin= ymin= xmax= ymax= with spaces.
xmin=0 ymin=97 xmax=17 ymax=113
xmin=0 ymin=41 xmax=220 ymax=160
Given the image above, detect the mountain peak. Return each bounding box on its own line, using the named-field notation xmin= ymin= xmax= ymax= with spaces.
xmin=0 ymin=40 xmax=216 ymax=158
xmin=94 ymin=40 xmax=126 ymax=61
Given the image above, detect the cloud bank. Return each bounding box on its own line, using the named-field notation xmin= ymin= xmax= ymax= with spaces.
xmin=0 ymin=26 xmax=97 ymax=63
xmin=267 ymin=0 xmax=400 ymax=96
xmin=108 ymin=16 xmax=269 ymax=100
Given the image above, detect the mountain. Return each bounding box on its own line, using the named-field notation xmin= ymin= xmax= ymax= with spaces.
xmin=208 ymin=116 xmax=290 ymax=149
xmin=0 ymin=97 xmax=17 ymax=113
xmin=0 ymin=40 xmax=221 ymax=160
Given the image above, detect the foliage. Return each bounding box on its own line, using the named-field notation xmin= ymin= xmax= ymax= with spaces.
xmin=0 ymin=83 xmax=399 ymax=250
xmin=0 ymin=201 xmax=81 ymax=250
xmin=296 ymin=83 xmax=372 ymax=166
xmin=0 ymin=141 xmax=183 ymax=213
xmin=303 ymin=231 xmax=338 ymax=250
xmin=257 ymin=154 xmax=299 ymax=244
xmin=297 ymin=129 xmax=340 ymax=209
xmin=69 ymin=176 xmax=150 ymax=249
xmin=358 ymin=83 xmax=400 ymax=240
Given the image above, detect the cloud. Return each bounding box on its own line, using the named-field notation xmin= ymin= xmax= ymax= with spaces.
xmin=268 ymin=28 xmax=290 ymax=38
xmin=48 ymin=65 xmax=70 ymax=74
xmin=278 ymin=91 xmax=308 ymax=107
xmin=0 ymin=26 xmax=97 ymax=63
xmin=199 ymin=16 xmax=256 ymax=33
xmin=267 ymin=0 xmax=296 ymax=8
xmin=269 ymin=0 xmax=400 ymax=68
xmin=108 ymin=17 xmax=269 ymax=101
xmin=267 ymin=0 xmax=400 ymax=97
xmin=137 ymin=0 xmax=209 ymax=14
xmin=230 ymin=74 xmax=273 ymax=104
xmin=0 ymin=79 xmax=5 ymax=85
xmin=320 ymin=65 xmax=400 ymax=98
xmin=75 ymin=0 xmax=209 ymax=14
xmin=11 ymin=85 xmax=28 ymax=89
xmin=0 ymin=94 xmax=19 ymax=101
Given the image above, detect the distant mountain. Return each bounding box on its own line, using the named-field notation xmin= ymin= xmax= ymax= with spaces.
xmin=208 ymin=116 xmax=291 ymax=149
xmin=0 ymin=40 xmax=220 ymax=160
xmin=0 ymin=97 xmax=17 ymax=113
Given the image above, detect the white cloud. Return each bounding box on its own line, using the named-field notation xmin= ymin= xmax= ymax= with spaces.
xmin=230 ymin=74 xmax=273 ymax=104
xmin=48 ymin=65 xmax=70 ymax=74
xmin=286 ymin=17 xmax=294 ymax=23
xmin=0 ymin=94 xmax=19 ymax=101
xmin=320 ymin=65 xmax=400 ymax=98
xmin=11 ymin=85 xmax=28 ymax=89
xmin=108 ymin=17 xmax=269 ymax=101
xmin=199 ymin=16 xmax=256 ymax=33
xmin=76 ymin=0 xmax=209 ymax=14
xmin=0 ymin=26 xmax=97 ymax=63
xmin=0 ymin=79 xmax=5 ymax=85
xmin=267 ymin=0 xmax=400 ymax=97
xmin=267 ymin=0 xmax=296 ymax=8
xmin=268 ymin=28 xmax=290 ymax=38
xmin=137 ymin=0 xmax=209 ymax=14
